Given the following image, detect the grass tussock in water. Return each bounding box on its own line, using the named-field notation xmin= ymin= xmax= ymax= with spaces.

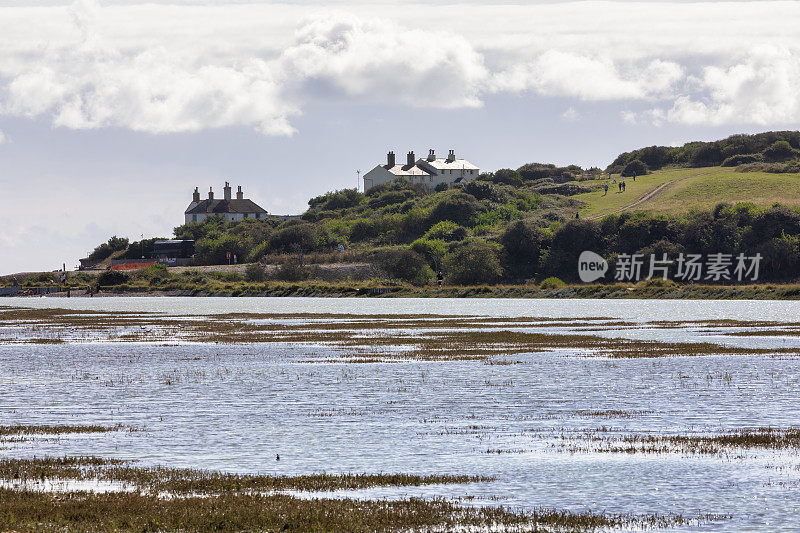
xmin=0 ymin=488 xmax=712 ymax=533
xmin=0 ymin=425 xmax=124 ymax=438
xmin=0 ymin=457 xmax=491 ymax=494
xmin=3 ymin=306 xmax=797 ymax=360
xmin=561 ymin=427 xmax=800 ymax=454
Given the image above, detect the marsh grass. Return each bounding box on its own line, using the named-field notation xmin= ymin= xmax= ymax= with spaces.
xmin=559 ymin=427 xmax=800 ymax=454
xmin=3 ymin=307 xmax=796 ymax=360
xmin=0 ymin=457 xmax=492 ymax=494
xmin=0 ymin=425 xmax=124 ymax=438
xmin=0 ymin=488 xmax=710 ymax=533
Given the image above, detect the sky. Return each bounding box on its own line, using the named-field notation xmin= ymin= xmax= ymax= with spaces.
xmin=1 ymin=0 xmax=799 ymax=274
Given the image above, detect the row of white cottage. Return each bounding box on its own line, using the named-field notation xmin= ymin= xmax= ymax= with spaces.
xmin=363 ymin=149 xmax=479 ymax=191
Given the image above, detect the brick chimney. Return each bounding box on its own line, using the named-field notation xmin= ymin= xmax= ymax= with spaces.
xmin=427 ymin=149 xmax=436 ymax=162
xmin=236 ymin=185 xmax=243 ymax=200
xmin=387 ymin=151 xmax=396 ymax=167
xmin=192 ymin=187 xmax=200 ymax=203
xmin=208 ymin=187 xmax=214 ymax=200
xmin=223 ymin=181 xmax=232 ymax=201
xmin=407 ymin=151 xmax=415 ymax=166
xmin=446 ymin=150 xmax=456 ymax=163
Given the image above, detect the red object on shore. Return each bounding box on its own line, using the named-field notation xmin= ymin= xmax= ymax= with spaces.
xmin=110 ymin=261 xmax=156 ymax=271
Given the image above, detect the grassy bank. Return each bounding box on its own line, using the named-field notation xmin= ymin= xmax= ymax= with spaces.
xmin=84 ymin=280 xmax=800 ymax=299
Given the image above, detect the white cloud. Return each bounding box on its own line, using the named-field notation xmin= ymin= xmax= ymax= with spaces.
xmin=0 ymin=1 xmax=799 ymax=133
xmin=664 ymin=46 xmax=800 ymax=126
xmin=0 ymin=129 xmax=6 ymax=144
xmin=561 ymin=107 xmax=579 ymax=122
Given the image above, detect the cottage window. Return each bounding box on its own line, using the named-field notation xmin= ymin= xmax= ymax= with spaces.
xmin=192 ymin=215 xmax=197 ymax=222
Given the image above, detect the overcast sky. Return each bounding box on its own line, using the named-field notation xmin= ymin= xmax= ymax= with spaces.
xmin=1 ymin=0 xmax=799 ymax=274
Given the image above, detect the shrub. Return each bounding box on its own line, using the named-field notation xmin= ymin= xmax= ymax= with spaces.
xmin=486 ymin=169 xmax=523 ymax=187
xmin=271 ymin=258 xmax=310 ymax=281
xmin=88 ymin=243 xmax=113 ymax=262
xmin=464 ymin=181 xmax=507 ymax=202
xmin=621 ymin=159 xmax=648 ymax=177
xmin=308 ymin=188 xmax=364 ymax=210
xmin=96 ymin=270 xmax=128 ymax=286
xmin=543 ymin=220 xmax=604 ymax=281
xmin=195 ymin=234 xmax=246 ymax=265
xmin=517 ymin=163 xmax=578 ymax=183
xmin=350 ymin=218 xmax=382 ymax=242
xmin=410 ymin=238 xmax=447 ymax=265
xmin=442 ymin=241 xmax=503 ymax=285
xmin=427 ymin=193 xmax=484 ymax=228
xmin=372 ymin=248 xmax=432 ymax=285
xmin=133 ymin=263 xmax=170 ymax=283
xmin=423 ymin=221 xmax=468 ymax=242
xmin=763 ymin=140 xmax=797 ymax=162
xmin=721 ymin=153 xmax=764 ymax=167
xmin=690 ymin=144 xmax=724 ymax=167
xmin=268 ymin=224 xmax=319 ymax=254
xmin=245 ymin=263 xmax=266 ymax=282
xmin=246 ymin=241 xmax=270 ymax=263
xmin=434 ymin=182 xmax=449 ymax=192
xmin=500 ymin=220 xmax=547 ymax=279
xmin=539 ymin=276 xmax=565 ymax=289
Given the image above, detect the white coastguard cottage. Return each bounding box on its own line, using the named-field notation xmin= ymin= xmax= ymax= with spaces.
xmin=362 ymin=149 xmax=479 ymax=192
xmin=184 ymin=182 xmax=268 ymax=224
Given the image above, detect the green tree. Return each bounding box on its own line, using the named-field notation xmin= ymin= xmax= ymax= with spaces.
xmin=500 ymin=220 xmax=547 ymax=279
xmin=621 ymin=160 xmax=648 ymax=177
xmin=443 ymin=241 xmax=503 ymax=285
xmin=372 ymin=248 xmax=432 ymax=285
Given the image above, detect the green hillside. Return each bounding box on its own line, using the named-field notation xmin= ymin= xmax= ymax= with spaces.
xmin=575 ymin=167 xmax=800 ymax=219
xmin=68 ymin=130 xmax=800 ymax=287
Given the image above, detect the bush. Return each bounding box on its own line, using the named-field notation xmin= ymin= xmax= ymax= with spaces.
xmin=133 ymin=263 xmax=170 ymax=283
xmin=427 ymin=193 xmax=484 ymax=228
xmin=246 ymin=241 xmax=270 ymax=263
xmin=500 ymin=220 xmax=547 ymax=279
xmin=434 ymin=182 xmax=449 ymax=192
xmin=690 ymin=144 xmax=724 ymax=167
xmin=195 ymin=234 xmax=246 ymax=265
xmin=763 ymin=140 xmax=797 ymax=162
xmin=621 ymin=159 xmax=648 ymax=177
xmin=88 ymin=243 xmax=112 ymax=262
xmin=97 ymin=270 xmax=128 ymax=286
xmin=483 ymin=169 xmax=522 ymax=187
xmin=543 ymin=220 xmax=604 ymax=281
xmin=721 ymin=153 xmax=764 ymax=167
xmin=245 ymin=263 xmax=266 ymax=282
xmin=268 ymin=224 xmax=319 ymax=254
xmin=87 ymin=235 xmax=131 ymax=262
xmin=423 ymin=221 xmax=468 ymax=242
xmin=539 ymin=276 xmax=565 ymax=289
xmin=272 ymin=258 xmax=310 ymax=281
xmin=442 ymin=242 xmax=503 ymax=285
xmin=308 ymin=188 xmax=364 ymax=210
xmin=372 ymin=248 xmax=432 ymax=285
xmin=410 ymin=238 xmax=447 ymax=265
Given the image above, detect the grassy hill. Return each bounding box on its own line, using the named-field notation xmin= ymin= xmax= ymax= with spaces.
xmin=57 ymin=130 xmax=800 ymax=289
xmin=575 ymin=167 xmax=800 ymax=219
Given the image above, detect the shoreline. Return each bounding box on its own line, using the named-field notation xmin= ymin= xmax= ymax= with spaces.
xmin=7 ymin=282 xmax=800 ymax=300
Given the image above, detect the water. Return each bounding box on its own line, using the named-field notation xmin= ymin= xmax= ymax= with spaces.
xmin=2 ymin=297 xmax=800 ymax=531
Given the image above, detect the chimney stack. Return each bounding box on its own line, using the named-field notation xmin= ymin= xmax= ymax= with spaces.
xmin=208 ymin=187 xmax=214 ymax=200
xmin=192 ymin=187 xmax=200 ymax=203
xmin=236 ymin=185 xmax=243 ymax=200
xmin=427 ymin=149 xmax=436 ymax=162
xmin=407 ymin=151 xmax=415 ymax=166
xmin=223 ymin=181 xmax=232 ymax=201
xmin=446 ymin=149 xmax=455 ymax=163
xmin=387 ymin=151 xmax=396 ymax=167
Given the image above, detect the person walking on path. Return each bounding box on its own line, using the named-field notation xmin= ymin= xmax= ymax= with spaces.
xmin=604 ymin=183 xmax=609 ymax=196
